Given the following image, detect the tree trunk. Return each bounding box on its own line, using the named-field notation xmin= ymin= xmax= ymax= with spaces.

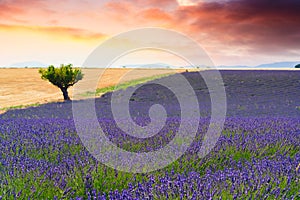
xmin=60 ymin=87 xmax=70 ymax=101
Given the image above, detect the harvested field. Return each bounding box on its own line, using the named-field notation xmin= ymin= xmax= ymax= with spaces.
xmin=0 ymin=68 xmax=185 ymax=109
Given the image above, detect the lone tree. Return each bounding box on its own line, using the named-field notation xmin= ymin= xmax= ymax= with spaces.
xmin=295 ymin=64 xmax=300 ymax=68
xmin=39 ymin=64 xmax=83 ymax=101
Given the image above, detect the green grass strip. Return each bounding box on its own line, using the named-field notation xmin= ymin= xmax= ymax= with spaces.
xmin=82 ymin=73 xmax=173 ymax=97
xmin=0 ymin=103 xmax=41 ymax=111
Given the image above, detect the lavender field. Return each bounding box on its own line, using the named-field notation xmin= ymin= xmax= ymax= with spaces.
xmin=0 ymin=70 xmax=299 ymax=199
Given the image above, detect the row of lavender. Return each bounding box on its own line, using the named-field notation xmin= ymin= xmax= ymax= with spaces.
xmin=0 ymin=117 xmax=299 ymax=199
xmin=0 ymin=70 xmax=299 ymax=199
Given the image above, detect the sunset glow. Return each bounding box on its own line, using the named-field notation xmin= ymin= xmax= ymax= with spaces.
xmin=1 ymin=0 xmax=300 ymax=67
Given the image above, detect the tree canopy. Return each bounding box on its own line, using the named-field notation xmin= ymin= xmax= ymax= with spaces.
xmin=39 ymin=64 xmax=83 ymax=100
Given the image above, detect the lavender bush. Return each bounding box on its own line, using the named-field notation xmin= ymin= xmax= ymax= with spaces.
xmin=0 ymin=70 xmax=299 ymax=199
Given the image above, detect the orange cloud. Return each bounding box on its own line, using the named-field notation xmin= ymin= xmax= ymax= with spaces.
xmin=0 ymin=24 xmax=107 ymax=42
xmin=138 ymin=8 xmax=174 ymax=22
xmin=105 ymin=1 xmax=135 ymax=14
xmin=0 ymin=2 xmax=27 ymax=22
xmin=121 ymin=0 xmax=178 ymax=8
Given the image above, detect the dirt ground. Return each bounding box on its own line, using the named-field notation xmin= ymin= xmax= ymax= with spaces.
xmin=0 ymin=68 xmax=185 ymax=109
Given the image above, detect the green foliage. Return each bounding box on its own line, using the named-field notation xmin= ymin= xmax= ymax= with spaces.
xmin=0 ymin=103 xmax=41 ymax=111
xmin=295 ymin=64 xmax=300 ymax=68
xmin=39 ymin=64 xmax=83 ymax=100
xmin=39 ymin=64 xmax=83 ymax=89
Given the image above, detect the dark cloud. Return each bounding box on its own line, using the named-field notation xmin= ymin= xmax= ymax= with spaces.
xmin=175 ymin=0 xmax=300 ymax=53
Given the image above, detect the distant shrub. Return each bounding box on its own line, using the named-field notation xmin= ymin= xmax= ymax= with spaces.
xmin=295 ymin=64 xmax=300 ymax=68
xmin=39 ymin=64 xmax=83 ymax=101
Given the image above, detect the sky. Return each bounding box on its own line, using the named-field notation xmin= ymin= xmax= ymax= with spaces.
xmin=0 ymin=0 xmax=300 ymax=67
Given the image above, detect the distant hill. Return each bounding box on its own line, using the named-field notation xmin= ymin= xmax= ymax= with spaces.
xmin=120 ymin=63 xmax=212 ymax=69
xmin=217 ymin=65 xmax=249 ymax=69
xmin=121 ymin=61 xmax=300 ymax=69
xmin=2 ymin=61 xmax=300 ymax=69
xmin=217 ymin=62 xmax=300 ymax=69
xmin=118 ymin=63 xmax=174 ymax=69
xmin=5 ymin=61 xmax=49 ymax=68
xmin=255 ymin=62 xmax=300 ymax=69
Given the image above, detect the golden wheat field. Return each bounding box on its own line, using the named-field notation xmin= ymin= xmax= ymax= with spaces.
xmin=0 ymin=68 xmax=186 ymax=109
